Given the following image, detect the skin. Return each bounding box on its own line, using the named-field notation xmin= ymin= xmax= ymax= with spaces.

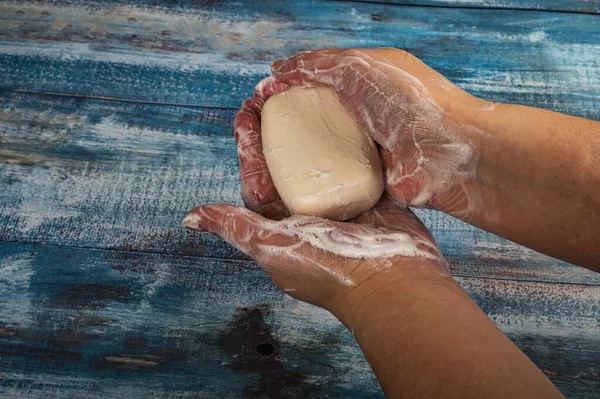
xmin=181 ymin=55 xmax=577 ymax=397
xmin=270 ymin=48 xmax=600 ymax=270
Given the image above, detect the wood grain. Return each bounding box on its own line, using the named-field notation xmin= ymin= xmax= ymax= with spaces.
xmin=0 ymin=242 xmax=598 ymax=398
xmin=0 ymin=1 xmax=599 ymax=120
xmin=6 ymin=0 xmax=599 ymax=13
xmin=1 ymin=1 xmax=599 ymax=397
xmin=341 ymin=0 xmax=600 ymax=14
xmin=2 ymin=91 xmax=598 ymax=287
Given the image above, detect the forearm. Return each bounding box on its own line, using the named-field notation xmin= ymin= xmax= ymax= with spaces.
xmin=269 ymin=48 xmax=599 ymax=268
xmin=330 ymin=265 xmax=563 ymax=398
xmin=457 ymin=104 xmax=600 ymax=269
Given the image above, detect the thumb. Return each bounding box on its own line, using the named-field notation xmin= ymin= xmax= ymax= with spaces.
xmin=182 ymin=204 xmax=270 ymax=256
xmin=253 ymin=76 xmax=289 ymax=101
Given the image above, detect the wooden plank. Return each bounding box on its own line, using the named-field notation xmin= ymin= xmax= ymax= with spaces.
xmin=0 ymin=241 xmax=381 ymax=398
xmin=0 ymin=1 xmax=599 ymax=120
xmin=0 ymin=241 xmax=598 ymax=398
xmin=2 ymin=92 xmax=599 ymax=286
xmin=6 ymin=0 xmax=600 ymax=14
xmin=340 ymin=0 xmax=600 ymax=14
xmin=1 ymin=3 xmax=597 ymax=398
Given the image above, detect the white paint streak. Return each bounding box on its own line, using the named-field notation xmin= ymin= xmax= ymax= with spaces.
xmin=471 ymin=241 xmax=551 ymax=262
xmin=0 ymin=40 xmax=270 ymax=76
xmin=458 ymin=277 xmax=600 ymax=339
xmin=0 ymin=254 xmax=34 ymax=327
xmin=492 ymin=313 xmax=599 ymax=338
xmin=528 ymin=31 xmax=548 ymax=42
xmin=86 ymin=116 xmax=214 ymax=155
xmin=13 ymin=167 xmax=83 ymax=233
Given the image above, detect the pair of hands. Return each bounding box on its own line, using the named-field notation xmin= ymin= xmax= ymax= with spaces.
xmin=184 ymin=49 xmax=485 ymax=310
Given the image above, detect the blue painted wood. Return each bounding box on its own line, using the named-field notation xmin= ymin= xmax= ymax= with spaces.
xmin=344 ymin=0 xmax=600 ymax=14
xmin=1 ymin=91 xmax=599 ymax=287
xmin=6 ymin=0 xmax=598 ymax=14
xmin=0 ymin=242 xmax=598 ymax=398
xmin=1 ymin=1 xmax=599 ymax=397
xmin=0 ymin=241 xmax=382 ymax=397
xmin=0 ymin=1 xmax=599 ymax=120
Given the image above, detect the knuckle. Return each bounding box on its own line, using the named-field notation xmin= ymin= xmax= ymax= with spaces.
xmin=396 ymin=49 xmax=409 ymax=57
xmin=242 ymin=97 xmax=259 ymax=108
xmin=297 ymin=54 xmax=307 ymax=69
xmin=341 ymin=48 xmax=364 ymax=58
xmin=398 ymin=49 xmax=416 ymax=62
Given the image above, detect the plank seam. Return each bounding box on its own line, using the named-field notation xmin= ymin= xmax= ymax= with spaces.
xmin=7 ymin=89 xmax=239 ymax=111
xmin=1 ymin=238 xmax=598 ymax=287
xmin=330 ymin=0 xmax=600 ymax=15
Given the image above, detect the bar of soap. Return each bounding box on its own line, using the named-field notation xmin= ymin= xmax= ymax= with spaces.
xmin=261 ymin=86 xmax=384 ymax=221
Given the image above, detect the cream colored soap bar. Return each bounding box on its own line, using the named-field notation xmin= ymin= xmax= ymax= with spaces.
xmin=261 ymin=86 xmax=384 ymax=221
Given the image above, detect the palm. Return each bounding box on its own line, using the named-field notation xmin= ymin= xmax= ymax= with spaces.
xmin=226 ymin=79 xmax=445 ymax=305
xmin=183 ymin=76 xmax=448 ymax=308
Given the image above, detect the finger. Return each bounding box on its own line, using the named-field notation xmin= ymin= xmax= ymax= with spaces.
xmin=183 ymin=204 xmax=299 ymax=264
xmin=372 ymin=48 xmax=445 ymax=86
xmin=379 ymin=147 xmax=408 ymax=207
xmin=240 ymin=96 xmax=264 ymax=121
xmin=254 ymin=76 xmax=289 ymax=101
xmin=272 ymin=48 xmax=410 ymax=88
xmin=271 ymin=49 xmax=345 ymax=74
xmin=358 ymin=48 xmax=396 ymax=64
xmin=372 ymin=48 xmax=416 ymax=65
xmin=380 ymin=145 xmax=429 ymax=207
xmin=234 ymin=98 xmax=289 ymax=220
xmin=272 ymin=49 xmax=403 ymax=150
xmin=182 ymin=204 xmax=267 ymax=256
xmin=271 ymin=49 xmax=373 ymax=89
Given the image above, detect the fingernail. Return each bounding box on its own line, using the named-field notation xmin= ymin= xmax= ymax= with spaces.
xmin=182 ymin=212 xmax=204 ymax=231
xmin=271 ymin=58 xmax=286 ymax=72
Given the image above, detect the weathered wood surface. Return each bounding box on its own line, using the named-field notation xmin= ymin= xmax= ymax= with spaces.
xmin=1 ymin=90 xmax=599 ymax=397
xmin=4 ymin=0 xmax=598 ymax=13
xmin=350 ymin=0 xmax=600 ymax=14
xmin=1 ymin=1 xmax=600 ymax=120
xmin=2 ymin=91 xmax=599 ymax=286
xmin=1 ymin=0 xmax=599 ymax=397
xmin=0 ymin=241 xmax=598 ymax=398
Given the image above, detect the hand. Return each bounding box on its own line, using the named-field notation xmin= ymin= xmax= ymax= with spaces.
xmin=183 ymin=77 xmax=450 ymax=309
xmin=271 ymin=48 xmax=490 ymax=219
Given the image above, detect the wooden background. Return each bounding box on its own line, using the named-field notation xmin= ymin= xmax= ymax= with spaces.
xmin=1 ymin=0 xmax=599 ymax=397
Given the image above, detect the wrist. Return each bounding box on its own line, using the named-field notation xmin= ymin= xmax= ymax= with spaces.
xmin=426 ymin=99 xmax=497 ymax=216
xmin=327 ymin=259 xmax=458 ymax=328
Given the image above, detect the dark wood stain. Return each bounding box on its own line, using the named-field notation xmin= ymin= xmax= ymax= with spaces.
xmin=0 ymin=0 xmax=598 ymax=397
xmin=0 ymin=343 xmax=82 ymax=364
xmin=215 ymin=306 xmax=323 ymax=398
xmin=55 ymin=283 xmax=132 ymax=309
